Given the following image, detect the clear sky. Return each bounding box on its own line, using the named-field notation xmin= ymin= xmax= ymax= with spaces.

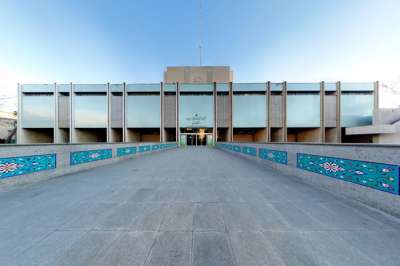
xmin=1 ymin=0 xmax=400 ymax=110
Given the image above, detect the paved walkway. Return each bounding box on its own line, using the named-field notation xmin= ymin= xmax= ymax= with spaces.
xmin=1 ymin=147 xmax=400 ymax=266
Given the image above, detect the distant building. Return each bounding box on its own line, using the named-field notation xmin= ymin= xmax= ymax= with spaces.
xmin=346 ymin=108 xmax=400 ymax=144
xmin=0 ymin=111 xmax=17 ymax=143
xmin=17 ymin=66 xmax=379 ymax=145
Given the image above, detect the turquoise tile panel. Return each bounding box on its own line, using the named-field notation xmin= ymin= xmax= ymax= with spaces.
xmin=259 ymin=148 xmax=287 ymax=165
xmin=242 ymin=146 xmax=257 ymax=156
xmin=138 ymin=145 xmax=151 ymax=153
xmin=297 ymin=153 xmax=400 ymax=194
xmin=70 ymin=149 xmax=112 ymax=165
xmin=0 ymin=154 xmax=56 ymax=179
xmin=152 ymin=144 xmax=160 ymax=151
xmin=233 ymin=145 xmax=241 ymax=152
xmin=117 ymin=147 xmax=137 ymax=157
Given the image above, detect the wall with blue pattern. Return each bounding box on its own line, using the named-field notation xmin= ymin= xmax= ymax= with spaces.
xmin=117 ymin=147 xmax=137 ymax=157
xmin=70 ymin=149 xmax=112 ymax=165
xmin=259 ymin=148 xmax=287 ymax=165
xmin=0 ymin=154 xmax=56 ymax=179
xmin=297 ymin=153 xmax=400 ymax=194
xmin=0 ymin=142 xmax=178 ymax=182
xmin=216 ymin=143 xmax=287 ymax=166
xmin=216 ymin=142 xmax=400 ymax=195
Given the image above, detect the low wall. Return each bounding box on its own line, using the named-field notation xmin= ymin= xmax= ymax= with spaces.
xmin=216 ymin=142 xmax=400 ymax=217
xmin=0 ymin=142 xmax=177 ymax=190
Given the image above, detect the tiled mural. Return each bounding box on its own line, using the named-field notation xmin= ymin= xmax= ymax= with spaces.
xmin=0 ymin=154 xmax=56 ymax=179
xmin=242 ymin=146 xmax=257 ymax=156
xmin=70 ymin=149 xmax=112 ymax=165
xmin=117 ymin=147 xmax=137 ymax=157
xmin=138 ymin=145 xmax=151 ymax=153
xmin=297 ymin=153 xmax=400 ymax=194
xmin=217 ymin=143 xmax=287 ymax=165
xmin=233 ymin=145 xmax=241 ymax=152
xmin=259 ymin=148 xmax=287 ymax=165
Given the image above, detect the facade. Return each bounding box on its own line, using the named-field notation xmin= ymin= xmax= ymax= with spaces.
xmin=17 ymin=66 xmax=378 ymax=145
xmin=0 ymin=111 xmax=17 ymax=143
xmin=346 ymin=108 xmax=400 ymax=144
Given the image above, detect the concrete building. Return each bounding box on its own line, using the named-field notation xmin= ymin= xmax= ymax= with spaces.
xmin=346 ymin=108 xmax=400 ymax=144
xmin=17 ymin=66 xmax=379 ymax=145
xmin=0 ymin=111 xmax=17 ymax=143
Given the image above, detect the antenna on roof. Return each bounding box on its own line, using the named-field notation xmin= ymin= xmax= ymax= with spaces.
xmin=198 ymin=0 xmax=203 ymax=66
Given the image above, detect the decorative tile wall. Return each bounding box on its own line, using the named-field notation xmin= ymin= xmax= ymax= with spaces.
xmin=117 ymin=147 xmax=137 ymax=157
xmin=70 ymin=149 xmax=112 ymax=165
xmin=152 ymin=144 xmax=160 ymax=151
xmin=233 ymin=145 xmax=241 ymax=152
xmin=242 ymin=146 xmax=257 ymax=156
xmin=297 ymin=153 xmax=400 ymax=194
xmin=259 ymin=148 xmax=287 ymax=165
xmin=138 ymin=145 xmax=151 ymax=153
xmin=0 ymin=154 xmax=56 ymax=179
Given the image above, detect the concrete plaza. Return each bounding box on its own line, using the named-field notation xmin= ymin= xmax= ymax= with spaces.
xmin=1 ymin=147 xmax=400 ymax=265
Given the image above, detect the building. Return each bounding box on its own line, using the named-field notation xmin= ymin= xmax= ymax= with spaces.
xmin=17 ymin=66 xmax=379 ymax=145
xmin=346 ymin=108 xmax=400 ymax=144
xmin=0 ymin=111 xmax=17 ymax=143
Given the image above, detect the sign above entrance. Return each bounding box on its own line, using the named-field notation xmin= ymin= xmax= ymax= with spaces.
xmin=179 ymin=95 xmax=213 ymax=128
xmin=185 ymin=114 xmax=207 ymax=127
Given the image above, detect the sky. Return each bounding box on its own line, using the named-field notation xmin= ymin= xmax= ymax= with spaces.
xmin=1 ymin=0 xmax=400 ymax=111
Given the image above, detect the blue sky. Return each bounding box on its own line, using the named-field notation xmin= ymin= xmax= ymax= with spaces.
xmin=1 ymin=0 xmax=400 ymax=109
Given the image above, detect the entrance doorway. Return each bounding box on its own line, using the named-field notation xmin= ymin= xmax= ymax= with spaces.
xmin=179 ymin=128 xmax=213 ymax=146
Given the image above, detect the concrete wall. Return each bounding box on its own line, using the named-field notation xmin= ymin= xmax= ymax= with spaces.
xmin=217 ymin=142 xmax=400 ymax=217
xmin=164 ymin=66 xmax=233 ymax=83
xmin=0 ymin=142 xmax=177 ymax=190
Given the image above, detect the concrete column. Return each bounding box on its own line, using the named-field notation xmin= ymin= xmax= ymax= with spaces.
xmin=320 ymin=81 xmax=325 ymax=143
xmin=160 ymin=82 xmax=164 ymax=142
xmin=213 ymin=82 xmax=217 ymax=144
xmin=267 ymin=81 xmax=272 ymax=143
xmin=282 ymin=81 xmax=287 ymax=142
xmin=228 ymin=82 xmax=233 ymax=142
xmin=123 ymin=82 xmax=126 ymax=142
xmin=54 ymin=82 xmax=59 ymax=144
xmin=336 ymin=81 xmax=341 ymax=143
xmin=70 ymin=82 xmax=75 ymax=143
xmin=374 ymin=81 xmax=379 ymax=110
xmin=17 ymin=83 xmax=22 ymax=144
xmin=176 ymin=82 xmax=180 ymax=145
xmin=107 ymin=82 xmax=111 ymax=143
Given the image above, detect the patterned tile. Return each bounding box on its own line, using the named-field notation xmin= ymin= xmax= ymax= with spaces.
xmin=0 ymin=154 xmax=56 ymax=179
xmin=70 ymin=149 xmax=112 ymax=165
xmin=259 ymin=148 xmax=287 ymax=165
xmin=233 ymin=145 xmax=241 ymax=152
xmin=117 ymin=147 xmax=137 ymax=157
xmin=297 ymin=153 xmax=400 ymax=194
xmin=152 ymin=144 xmax=160 ymax=151
xmin=242 ymin=146 xmax=257 ymax=156
xmin=138 ymin=145 xmax=151 ymax=153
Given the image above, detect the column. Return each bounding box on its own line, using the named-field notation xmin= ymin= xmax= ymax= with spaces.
xmin=228 ymin=82 xmax=233 ymax=142
xmin=176 ymin=82 xmax=180 ymax=145
xmin=107 ymin=82 xmax=111 ymax=143
xmin=374 ymin=81 xmax=379 ymax=110
xmin=282 ymin=81 xmax=287 ymax=142
xmin=160 ymin=82 xmax=164 ymax=142
xmin=336 ymin=81 xmax=341 ymax=143
xmin=213 ymin=82 xmax=217 ymax=144
xmin=69 ymin=82 xmax=74 ymax=143
xmin=17 ymin=83 xmax=22 ymax=144
xmin=320 ymin=81 xmax=325 ymax=143
xmin=54 ymin=82 xmax=58 ymax=143
xmin=123 ymin=82 xmax=127 ymax=142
